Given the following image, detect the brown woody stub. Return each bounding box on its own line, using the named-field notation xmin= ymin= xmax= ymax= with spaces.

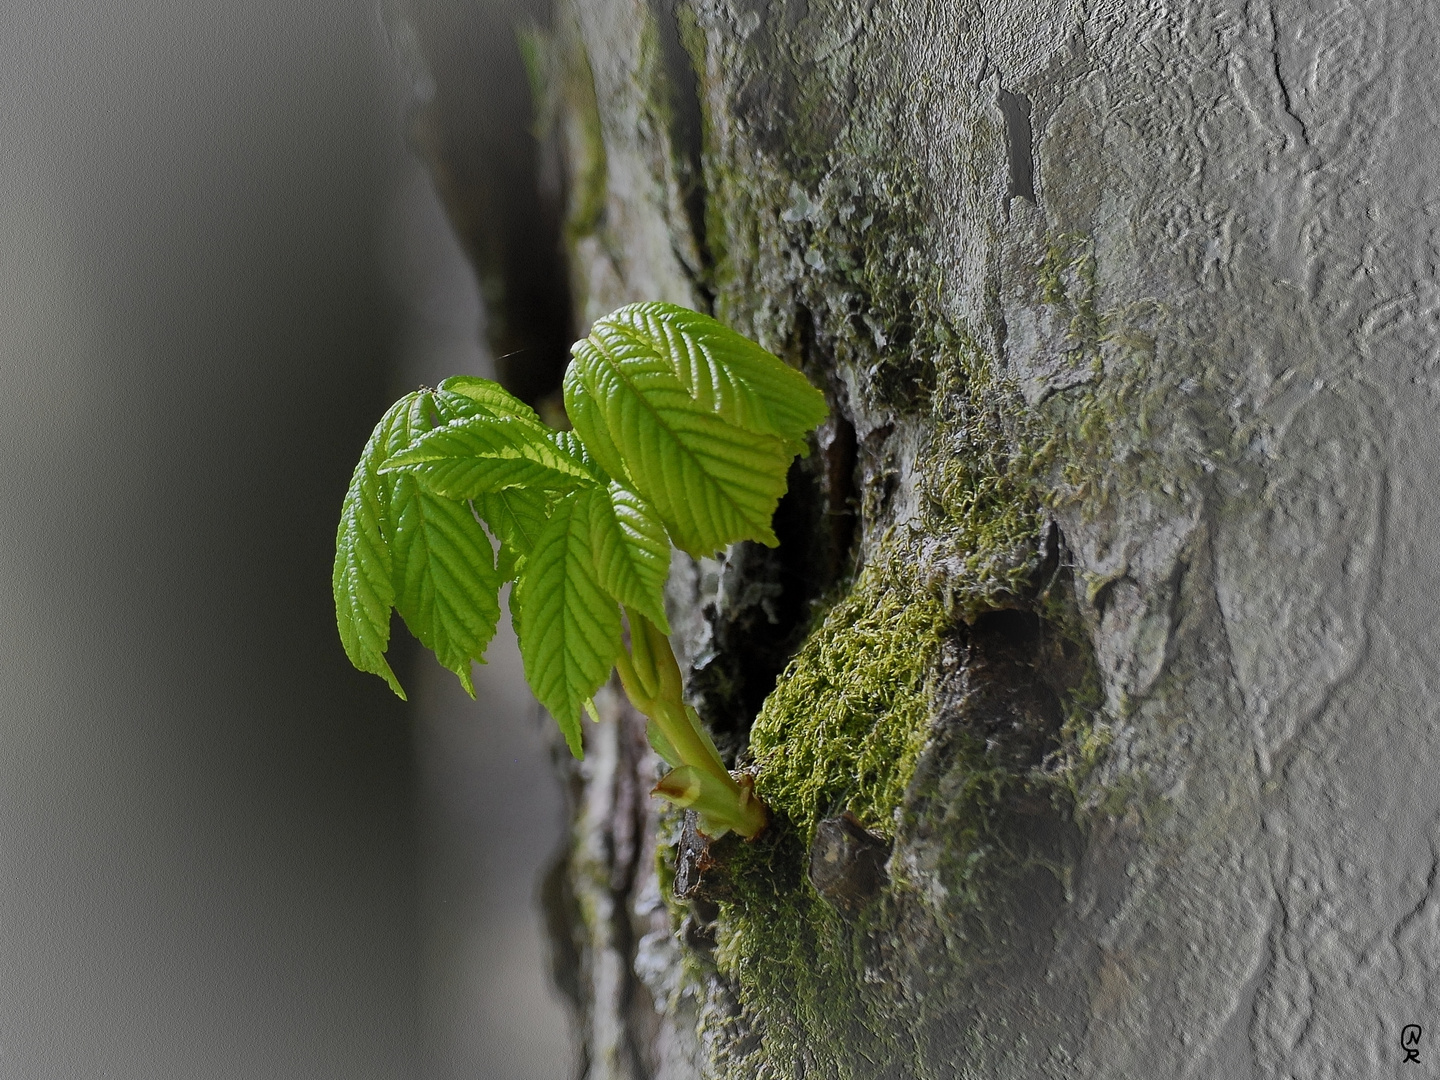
xmin=807 ymin=812 xmax=890 ymax=914
xmin=673 ymin=810 xmax=736 ymax=902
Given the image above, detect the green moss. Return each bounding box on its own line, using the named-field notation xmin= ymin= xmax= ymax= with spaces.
xmin=1044 ymin=585 xmax=1111 ymax=798
xmin=921 ymin=360 xmax=1051 ymax=613
xmin=710 ymin=445 xmax=1075 ymax=1077
xmin=1036 ymin=231 xmax=1102 ymax=346
xmin=712 ymin=668 xmax=1062 ymax=1079
xmin=705 ymin=530 xmax=995 ymax=1076
xmin=749 ymin=557 xmax=949 ymax=844
xmin=1025 ymin=231 xmax=1236 ymax=526
xmin=711 ymin=863 xmax=913 ymax=1078
xmin=692 ymin=284 xmax=1151 ymax=1072
xmin=691 ymin=38 xmax=960 ymax=409
xmin=1082 ymin=769 xmax=1182 ymax=847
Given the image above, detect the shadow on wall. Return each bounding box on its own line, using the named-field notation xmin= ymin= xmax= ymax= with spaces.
xmin=0 ymin=0 xmax=571 ymax=1077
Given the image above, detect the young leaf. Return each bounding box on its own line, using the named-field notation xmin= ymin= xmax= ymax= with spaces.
xmin=334 ymin=398 xmax=410 ymax=698
xmin=474 ymin=487 xmax=552 ymax=579
xmin=588 ymin=483 xmax=671 ymax=633
xmin=512 ymin=489 xmax=624 ymax=756
xmin=382 ymin=414 xmax=595 ymax=498
xmin=563 ymin=304 xmax=828 ymax=556
xmin=438 ymin=375 xmax=543 ymax=423
xmin=595 ymin=303 xmax=828 ymax=444
xmin=564 ymin=360 xmax=799 ymax=555
xmin=557 ymin=367 xmax=631 ymax=486
xmin=333 ymin=390 xmax=506 ymax=698
xmin=390 ymin=479 xmax=503 ymax=698
xmin=553 ymin=429 xmax=610 ymax=483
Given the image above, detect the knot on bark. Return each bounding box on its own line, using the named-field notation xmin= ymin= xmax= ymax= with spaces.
xmin=808 ymin=812 xmax=890 ymax=915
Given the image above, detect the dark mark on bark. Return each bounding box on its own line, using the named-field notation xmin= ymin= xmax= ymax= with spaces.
xmin=998 ymin=88 xmax=1036 ymax=203
xmin=1267 ymin=3 xmax=1311 ymax=148
xmin=818 ymin=411 xmax=859 ymax=569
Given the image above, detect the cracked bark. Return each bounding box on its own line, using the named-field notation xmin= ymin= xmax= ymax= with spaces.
xmin=414 ymin=0 xmax=1440 ymax=1075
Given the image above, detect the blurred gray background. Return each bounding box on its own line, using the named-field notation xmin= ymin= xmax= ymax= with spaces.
xmin=0 ymin=0 xmax=572 ymax=1077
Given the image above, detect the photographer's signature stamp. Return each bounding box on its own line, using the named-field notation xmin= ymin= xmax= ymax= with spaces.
xmin=1401 ymin=1024 xmax=1422 ymax=1065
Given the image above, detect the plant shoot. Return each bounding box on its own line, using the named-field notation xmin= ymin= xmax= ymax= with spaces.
xmin=333 ymin=303 xmax=827 ymax=838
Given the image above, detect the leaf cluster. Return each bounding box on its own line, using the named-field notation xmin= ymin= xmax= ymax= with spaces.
xmin=333 ymin=303 xmax=827 ymax=756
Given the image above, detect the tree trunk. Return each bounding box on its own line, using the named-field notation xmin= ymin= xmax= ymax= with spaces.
xmin=441 ymin=0 xmax=1439 ymax=1075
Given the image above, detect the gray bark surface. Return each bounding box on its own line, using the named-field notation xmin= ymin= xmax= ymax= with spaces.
xmin=499 ymin=1 xmax=1440 ymax=1076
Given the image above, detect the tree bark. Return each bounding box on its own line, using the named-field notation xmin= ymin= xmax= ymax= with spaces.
xmin=449 ymin=0 xmax=1438 ymax=1076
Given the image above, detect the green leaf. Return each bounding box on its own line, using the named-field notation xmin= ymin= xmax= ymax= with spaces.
xmin=381 ymin=414 xmax=595 ymax=498
xmin=333 ymin=390 xmax=506 ymax=698
xmin=558 ymin=368 xmax=631 ymax=485
xmin=438 ymin=375 xmax=542 ymax=424
xmin=553 ymin=429 xmax=610 ymax=483
xmin=512 ymin=489 xmax=624 ymax=756
xmin=593 ymin=303 xmax=829 ymax=443
xmin=474 ymin=487 xmax=552 ymax=579
xmin=333 ymin=398 xmax=410 ymax=698
xmin=338 ymin=303 xmax=825 ymax=750
xmin=564 ymin=360 xmax=799 ymax=555
xmin=390 ymin=479 xmax=503 ymax=697
xmin=588 ymin=483 xmax=671 ymax=633
xmin=563 ymin=303 xmax=828 ymax=556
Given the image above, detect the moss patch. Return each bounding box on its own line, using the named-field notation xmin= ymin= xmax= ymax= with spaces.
xmin=920 ymin=335 xmax=1052 ymax=614
xmin=1026 ymin=232 xmax=1234 ymax=524
xmin=748 ymin=557 xmax=949 ymax=844
xmin=711 ymin=660 xmax=1064 ymax=1079
xmin=711 ymin=847 xmax=913 ymax=1079
xmin=710 ymin=439 xmax=1074 ymax=1078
